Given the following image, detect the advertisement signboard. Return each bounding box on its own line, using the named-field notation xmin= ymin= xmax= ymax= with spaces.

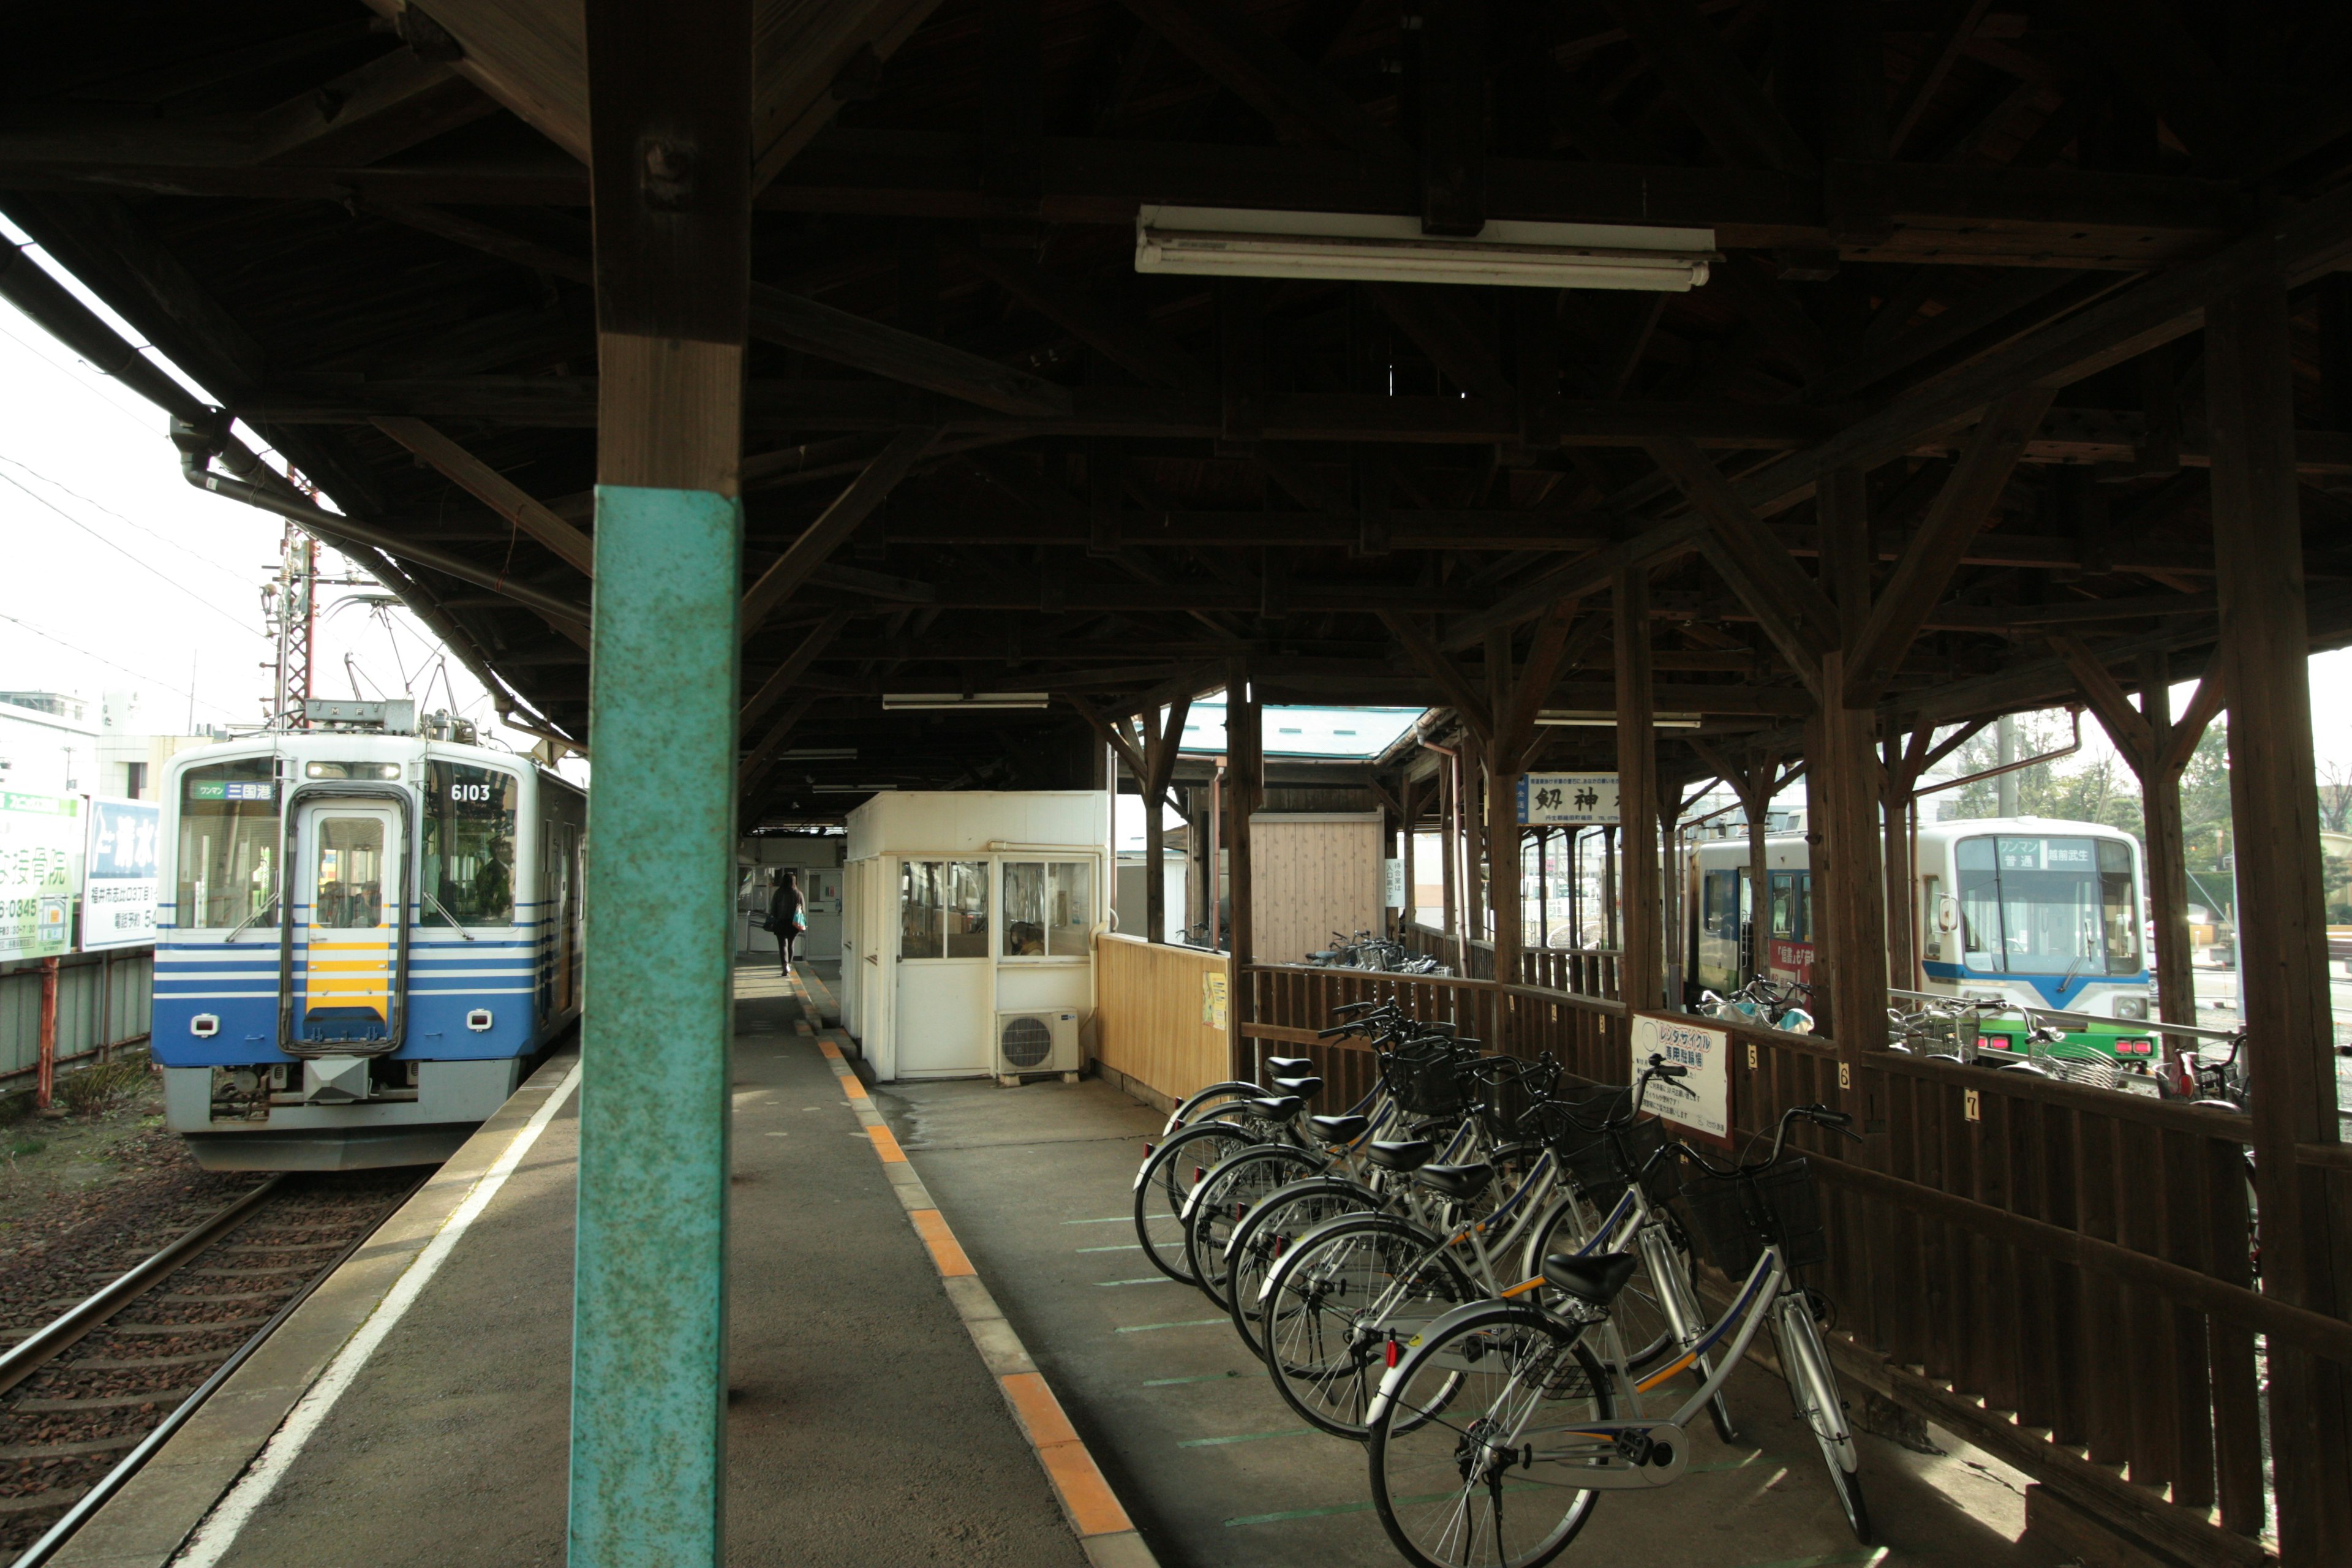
xmin=1 ymin=791 xmax=83 ymax=960
xmin=1517 ymin=772 xmax=1620 ymax=826
xmin=1630 ymin=1011 xmax=1732 ymax=1147
xmin=83 ymin=797 xmax=160 ymax=951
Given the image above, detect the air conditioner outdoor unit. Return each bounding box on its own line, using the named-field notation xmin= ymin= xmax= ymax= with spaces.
xmin=995 ymin=1009 xmax=1082 ymax=1082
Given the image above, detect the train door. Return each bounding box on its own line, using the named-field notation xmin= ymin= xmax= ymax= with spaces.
xmin=296 ymin=801 xmax=402 ymax=1046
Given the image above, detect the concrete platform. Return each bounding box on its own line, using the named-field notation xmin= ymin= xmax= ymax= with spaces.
xmin=58 ymin=963 xmax=1088 ymax=1568
xmin=879 ymin=1072 xmax=2069 ymax=1568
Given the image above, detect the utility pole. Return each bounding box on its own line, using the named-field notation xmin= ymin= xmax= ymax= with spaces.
xmin=265 ymin=515 xmax=317 ymax=730
xmin=1996 ymin=712 xmax=2019 ymax=815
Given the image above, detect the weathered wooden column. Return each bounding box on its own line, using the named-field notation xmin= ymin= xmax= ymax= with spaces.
xmin=1464 ymin=763 xmax=1487 ymax=947
xmin=1614 ymin=568 xmax=1661 ymax=1009
xmin=1399 ymin=775 xmax=1419 ymax=933
xmin=1439 ymin=750 xmax=1459 ymax=940
xmin=1812 ymin=467 xmax=1889 ymax=1052
xmin=2207 ymin=264 xmax=2351 ymax=1562
xmin=1140 ymin=695 xmax=1190 ymax=944
xmin=1224 ymin=671 xmax=1261 ymax=1076
xmin=1536 ymin=829 xmax=1550 ymax=949
xmin=573 ymin=0 xmax=751 ymax=1560
xmin=1602 ymin=824 xmax=1618 ymax=950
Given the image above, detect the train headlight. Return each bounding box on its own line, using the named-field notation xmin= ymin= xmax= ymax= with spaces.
xmin=467 ymin=1008 xmax=494 ymax=1032
xmin=2114 ymin=995 xmax=2149 ymax=1020
xmin=191 ymin=1013 xmax=220 ymax=1038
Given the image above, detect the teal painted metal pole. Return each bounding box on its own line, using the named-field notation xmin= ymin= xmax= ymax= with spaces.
xmin=572 ymin=483 xmax=741 ymax=1566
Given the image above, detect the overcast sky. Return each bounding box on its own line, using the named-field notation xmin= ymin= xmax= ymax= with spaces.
xmin=1 ymin=216 xmax=576 ymax=773
xmin=2 ymin=218 xmax=2346 ymax=790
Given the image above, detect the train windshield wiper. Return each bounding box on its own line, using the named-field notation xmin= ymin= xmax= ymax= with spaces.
xmin=225 ymin=894 xmax=278 ymax=944
xmin=423 ymin=891 xmax=477 ymax=940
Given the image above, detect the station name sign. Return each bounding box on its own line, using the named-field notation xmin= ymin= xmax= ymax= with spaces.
xmin=1517 ymin=772 xmax=1619 ymax=826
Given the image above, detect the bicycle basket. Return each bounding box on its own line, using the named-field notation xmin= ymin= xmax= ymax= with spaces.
xmin=1679 ymin=1158 xmax=1826 ymax=1279
xmin=1389 ymin=1044 xmax=1469 ymax=1119
xmin=1542 ymin=1089 xmax=1678 ymax=1206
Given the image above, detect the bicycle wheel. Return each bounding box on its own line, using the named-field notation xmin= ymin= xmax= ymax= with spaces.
xmin=1224 ymin=1177 xmax=1383 ymax=1359
xmin=1368 ymin=1303 xmax=1615 ymax=1568
xmin=1774 ymin=1296 xmax=1871 ymax=1543
xmin=1185 ymin=1143 xmax=1325 ymax=1308
xmin=1132 ymin=1120 xmax=1262 ymax=1285
xmin=1258 ymin=1213 xmax=1472 ymax=1439
xmin=1520 ymin=1193 xmax=1685 ymax=1371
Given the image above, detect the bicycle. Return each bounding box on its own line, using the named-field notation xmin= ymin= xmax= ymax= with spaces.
xmin=1362 ymin=1104 xmax=1869 ymax=1568
xmin=1249 ymin=1058 xmax=1712 ymax=1442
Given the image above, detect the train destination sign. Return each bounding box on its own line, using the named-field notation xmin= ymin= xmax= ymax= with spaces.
xmin=1517 ymin=772 xmax=1619 ymax=826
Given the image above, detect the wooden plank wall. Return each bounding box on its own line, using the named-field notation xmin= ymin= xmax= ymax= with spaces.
xmin=1092 ymin=932 xmax=1231 ymax=1106
xmin=1250 ymin=813 xmax=1384 ymax=968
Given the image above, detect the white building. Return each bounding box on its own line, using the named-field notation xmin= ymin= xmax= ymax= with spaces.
xmin=97 ymin=689 xmax=225 ymax=801
xmin=0 ymin=690 xmax=98 ymax=795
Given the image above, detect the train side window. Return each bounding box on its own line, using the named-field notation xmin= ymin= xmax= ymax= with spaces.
xmin=1701 ymin=870 xmax=1739 ymax=936
xmin=421 ymin=763 xmax=518 ymax=925
xmin=1769 ymin=870 xmax=1798 ymax=939
xmin=176 ymin=758 xmax=278 ymax=930
xmin=1798 ymin=872 xmax=1814 ymax=943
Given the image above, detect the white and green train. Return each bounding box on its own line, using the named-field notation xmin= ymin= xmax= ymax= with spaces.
xmin=1685 ymin=816 xmax=2159 ymax=1060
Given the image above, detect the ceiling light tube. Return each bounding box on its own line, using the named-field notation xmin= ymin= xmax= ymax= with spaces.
xmin=1534 ymin=710 xmax=1706 ymax=728
xmin=1136 ymin=206 xmax=1718 ymax=292
xmin=880 ymin=693 xmax=1052 ymax=710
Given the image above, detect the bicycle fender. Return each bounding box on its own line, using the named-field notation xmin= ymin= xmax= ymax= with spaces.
xmin=1368 ymin=1298 xmax=1548 ymax=1425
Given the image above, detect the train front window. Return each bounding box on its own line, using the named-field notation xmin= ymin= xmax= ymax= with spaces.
xmin=421 ymin=763 xmax=517 ymax=925
xmin=1956 ymin=835 xmax=2136 ymax=974
xmin=176 ymin=759 xmax=278 ymax=930
xmin=312 ymin=815 xmax=386 ymax=928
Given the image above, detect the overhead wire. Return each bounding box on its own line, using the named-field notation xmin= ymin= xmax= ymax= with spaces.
xmin=0 ymin=609 xmax=246 ymax=723
xmin=0 ymin=471 xmax=261 ymax=639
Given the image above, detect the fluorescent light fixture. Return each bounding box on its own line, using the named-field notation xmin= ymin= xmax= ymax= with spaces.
xmin=781 ymin=747 xmax=857 ymax=760
xmin=880 ymin=692 xmax=1052 ymax=710
xmin=1535 ymin=710 xmax=1705 ymax=729
xmin=1136 ymin=206 xmax=1718 ymax=292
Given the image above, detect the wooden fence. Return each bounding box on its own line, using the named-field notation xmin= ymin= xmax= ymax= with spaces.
xmin=1091 ymin=933 xmax=1231 ymax=1110
xmin=1240 ymin=960 xmax=2333 ymax=1567
xmin=1399 ymin=922 xmax=1620 ymax=1001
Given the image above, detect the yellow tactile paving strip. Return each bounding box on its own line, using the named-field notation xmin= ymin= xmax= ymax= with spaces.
xmin=779 ymin=970 xmax=1154 ymax=1568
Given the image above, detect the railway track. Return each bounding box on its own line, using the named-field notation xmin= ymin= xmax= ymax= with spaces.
xmin=0 ymin=1169 xmax=424 ymax=1564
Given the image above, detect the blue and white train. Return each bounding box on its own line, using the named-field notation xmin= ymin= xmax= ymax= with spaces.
xmin=155 ymin=721 xmax=584 ymax=1169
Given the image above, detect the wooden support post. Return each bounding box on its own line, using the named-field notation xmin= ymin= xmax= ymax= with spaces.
xmin=2138 ymin=661 xmax=2195 ymax=1032
xmin=36 ymin=956 xmax=58 ymax=1113
xmin=1464 ymin=762 xmax=1487 ymax=946
xmin=1400 ymin=775 xmax=1420 ymax=934
xmin=1614 ymin=568 xmax=1660 ymax=1009
xmin=1224 ymin=672 xmax=1261 ymax=1074
xmin=573 ymin=1 xmax=750 ymax=1561
xmin=1440 ymin=752 xmax=1460 ymax=940
xmin=1488 ymin=772 xmax=1521 ymax=986
xmin=1814 ymin=467 xmax=1888 ymax=1057
xmin=2207 ymin=265 xmax=2352 ymax=1564
xmin=1536 ymin=829 xmax=1550 ymax=950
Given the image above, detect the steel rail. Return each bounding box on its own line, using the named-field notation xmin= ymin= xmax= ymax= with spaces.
xmin=6 ymin=1171 xmax=430 ymax=1568
xmin=0 ymin=1175 xmax=285 ymax=1398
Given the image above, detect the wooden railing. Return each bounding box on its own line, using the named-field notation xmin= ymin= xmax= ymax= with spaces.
xmin=1398 ymin=922 xmax=1619 ymax=1001
xmin=1238 ymin=960 xmax=2329 ymax=1565
xmin=1091 ymin=933 xmax=1230 ymax=1110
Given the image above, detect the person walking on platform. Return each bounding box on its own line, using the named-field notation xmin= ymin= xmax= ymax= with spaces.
xmin=767 ymin=871 xmax=806 ymax=976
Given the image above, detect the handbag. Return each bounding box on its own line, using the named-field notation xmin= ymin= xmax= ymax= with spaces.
xmin=788 ymin=907 xmax=809 ymax=933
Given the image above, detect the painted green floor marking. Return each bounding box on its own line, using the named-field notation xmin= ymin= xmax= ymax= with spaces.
xmin=1064 ymin=1216 xmax=1132 ymax=1224
xmin=1178 ymin=1426 xmax=1316 ymax=1448
xmin=1141 ymin=1372 xmax=1243 ymax=1387
xmin=1076 ymin=1242 xmax=1144 ymax=1253
xmin=1096 ymin=1276 xmax=1183 ymax=1287
xmin=1730 ymin=1550 xmax=1888 ymax=1568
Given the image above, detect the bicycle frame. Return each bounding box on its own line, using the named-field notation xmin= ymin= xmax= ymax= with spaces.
xmin=1370 ymin=1244 xmax=1790 ymax=1491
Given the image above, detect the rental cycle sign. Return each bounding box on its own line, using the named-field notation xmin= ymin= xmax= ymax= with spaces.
xmin=1630 ymin=1011 xmax=1732 ymax=1147
xmin=0 ymin=791 xmax=83 ymax=960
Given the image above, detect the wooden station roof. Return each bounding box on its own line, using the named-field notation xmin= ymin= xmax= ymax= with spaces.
xmin=5 ymin=0 xmax=2351 ymax=816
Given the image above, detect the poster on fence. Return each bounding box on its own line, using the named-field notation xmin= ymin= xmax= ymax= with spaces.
xmin=1630 ymin=1011 xmax=1732 ymax=1147
xmin=0 ymin=790 xmax=83 ymax=960
xmin=1518 ymin=773 xmax=1619 ymax=825
xmin=83 ymin=797 xmax=160 ymax=951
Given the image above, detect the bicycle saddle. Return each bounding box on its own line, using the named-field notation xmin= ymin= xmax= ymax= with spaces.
xmin=1309 ymin=1113 xmax=1369 ymax=1144
xmin=1265 ymin=1057 xmax=1315 ymax=1077
xmin=1542 ymin=1251 xmax=1640 ymax=1305
xmin=1365 ymin=1139 xmax=1434 ymax=1172
xmin=1272 ymin=1075 xmax=1324 ymax=1102
xmin=1414 ymin=1161 xmax=1493 ymax=1201
xmin=1248 ymin=1095 xmax=1303 ymax=1121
